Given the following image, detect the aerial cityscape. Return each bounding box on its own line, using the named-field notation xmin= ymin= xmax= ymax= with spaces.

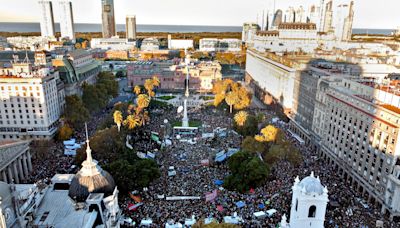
xmin=0 ymin=0 xmax=399 ymax=227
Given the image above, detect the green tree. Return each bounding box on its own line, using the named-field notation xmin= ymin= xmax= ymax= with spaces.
xmin=116 ymin=71 xmax=124 ymax=78
xmin=75 ymin=127 xmax=125 ymax=164
xmin=57 ymin=124 xmax=74 ymax=141
xmin=224 ymin=152 xmax=269 ymax=193
xmin=241 ymin=136 xmax=266 ymax=155
xmin=64 ymin=95 xmax=90 ymax=129
xmin=233 ymin=114 xmax=259 ymax=137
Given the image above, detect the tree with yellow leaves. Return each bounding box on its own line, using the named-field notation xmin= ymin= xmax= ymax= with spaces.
xmin=225 ymin=92 xmax=239 ymax=113
xmin=133 ymin=85 xmax=141 ymax=95
xmin=144 ymin=79 xmax=154 ymax=97
xmin=151 ymin=76 xmax=160 ymax=87
xmin=124 ymin=115 xmax=141 ymax=130
xmin=113 ymin=110 xmax=123 ymax=132
xmin=137 ymin=94 xmax=150 ymax=110
xmin=255 ymin=125 xmax=279 ymax=143
xmin=234 ymin=111 xmax=248 ymax=126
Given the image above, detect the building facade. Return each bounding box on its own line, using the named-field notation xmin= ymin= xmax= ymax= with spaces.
xmin=0 ymin=61 xmax=65 ymax=140
xmin=38 ymin=0 xmax=55 ymax=38
xmin=91 ymin=37 xmax=136 ymax=50
xmin=58 ymin=0 xmax=75 ymax=40
xmin=0 ymin=140 xmax=32 ymax=184
xmin=52 ymin=50 xmax=100 ymax=96
xmin=126 ymin=15 xmax=137 ymax=40
xmin=199 ymin=38 xmax=241 ymax=52
xmin=101 ymin=0 xmax=116 ymax=38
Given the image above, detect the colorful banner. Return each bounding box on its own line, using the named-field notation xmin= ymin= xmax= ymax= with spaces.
xmin=128 ymin=202 xmax=143 ymax=211
xmin=205 ymin=189 xmax=218 ymax=202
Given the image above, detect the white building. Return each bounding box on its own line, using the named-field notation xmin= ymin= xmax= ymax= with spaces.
xmin=38 ymin=0 xmax=55 ymax=38
xmin=141 ymin=38 xmax=160 ymax=51
xmin=91 ymin=37 xmax=136 ymax=50
xmin=281 ymin=172 xmax=329 ymax=228
xmin=0 ymin=60 xmax=65 ymax=140
xmin=58 ymin=0 xmax=75 ymax=40
xmin=253 ymin=23 xmax=318 ymax=54
xmin=126 ymin=15 xmax=137 ymax=40
xmin=0 ymin=135 xmax=121 ymax=227
xmin=199 ymin=38 xmax=241 ymax=52
xmin=167 ymin=35 xmax=193 ymax=50
xmin=242 ymin=22 xmax=259 ymax=43
xmin=333 ymin=1 xmax=354 ymax=41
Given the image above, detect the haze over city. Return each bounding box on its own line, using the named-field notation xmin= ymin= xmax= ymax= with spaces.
xmin=0 ymin=0 xmax=398 ymax=28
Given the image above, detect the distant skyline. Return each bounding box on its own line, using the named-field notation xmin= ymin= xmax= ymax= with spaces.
xmin=0 ymin=0 xmax=399 ymax=29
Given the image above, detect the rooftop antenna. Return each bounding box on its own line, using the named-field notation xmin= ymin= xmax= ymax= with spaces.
xmin=23 ymin=51 xmax=30 ymax=64
xmin=85 ymin=122 xmax=93 ymax=163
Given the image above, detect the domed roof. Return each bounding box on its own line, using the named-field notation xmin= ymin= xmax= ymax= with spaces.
xmin=68 ymin=126 xmax=115 ymax=202
xmin=298 ymin=172 xmax=324 ymax=195
xmin=68 ymin=169 xmax=115 ymax=202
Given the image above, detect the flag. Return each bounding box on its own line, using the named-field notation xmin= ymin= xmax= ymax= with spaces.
xmin=129 ymin=192 xmax=142 ymax=203
xmin=249 ymin=188 xmax=255 ymax=194
xmin=205 ymin=189 xmax=218 ymax=202
xmin=217 ymin=205 xmax=224 ymax=212
xmin=128 ymin=202 xmax=143 ymax=211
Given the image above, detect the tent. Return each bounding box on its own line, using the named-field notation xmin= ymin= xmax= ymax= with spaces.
xmin=235 ymin=201 xmax=246 ymax=208
xmin=214 ymin=180 xmax=224 ymax=186
xmin=266 ymin=209 xmax=277 ymax=217
xmin=184 ymin=216 xmax=196 ymax=226
xmin=226 ymin=148 xmax=239 ymax=157
xmin=253 ymin=211 xmax=267 ymax=219
xmin=64 ymin=149 xmax=76 ymax=156
xmin=146 ymin=152 xmax=155 ymax=159
xmin=63 ymin=139 xmax=76 ymax=146
xmin=215 ymin=151 xmax=225 ymax=157
xmin=137 ymin=152 xmax=147 ymax=159
xmin=215 ymin=154 xmax=227 ymax=162
xmin=165 ymin=221 xmax=183 ymax=228
xmin=223 ymin=213 xmax=243 ymax=224
xmin=140 ymin=219 xmax=153 ymax=226
xmin=258 ymin=203 xmax=265 ymax=209
xmin=204 ymin=218 xmax=216 ymax=225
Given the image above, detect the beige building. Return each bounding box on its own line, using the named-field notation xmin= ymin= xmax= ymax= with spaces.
xmin=0 ymin=140 xmax=32 ymax=184
xmin=0 ymin=61 xmax=65 ymax=140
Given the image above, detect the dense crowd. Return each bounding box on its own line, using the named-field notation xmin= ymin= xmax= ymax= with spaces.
xmin=25 ymin=96 xmax=396 ymax=227
xmin=120 ymin=106 xmax=394 ymax=227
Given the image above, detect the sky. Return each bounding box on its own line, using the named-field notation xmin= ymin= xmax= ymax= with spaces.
xmin=0 ymin=0 xmax=398 ymax=29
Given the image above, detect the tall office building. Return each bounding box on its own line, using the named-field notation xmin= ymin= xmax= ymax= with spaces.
xmin=321 ymin=0 xmax=333 ymax=33
xmin=59 ymin=0 xmax=75 ymax=40
xmin=334 ymin=1 xmax=354 ymax=41
xmin=38 ymin=1 xmax=55 ymax=38
xmin=126 ymin=15 xmax=137 ymax=40
xmin=101 ymin=0 xmax=116 ymax=38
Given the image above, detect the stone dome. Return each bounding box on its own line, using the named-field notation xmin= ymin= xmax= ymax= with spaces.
xmin=68 ymin=129 xmax=115 ymax=202
xmin=298 ymin=172 xmax=324 ymax=195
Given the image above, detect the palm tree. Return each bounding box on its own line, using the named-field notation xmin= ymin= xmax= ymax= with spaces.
xmin=144 ymin=79 xmax=155 ymax=97
xmin=133 ymin=85 xmax=141 ymax=95
xmin=124 ymin=115 xmax=140 ymax=130
xmin=234 ymin=111 xmax=248 ymax=127
xmin=151 ymin=76 xmax=160 ymax=87
xmin=137 ymin=94 xmax=150 ymax=110
xmin=113 ymin=110 xmax=123 ymax=132
xmin=225 ymin=92 xmax=238 ymax=113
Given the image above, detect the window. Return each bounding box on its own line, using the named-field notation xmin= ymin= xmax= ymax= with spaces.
xmin=295 ymin=199 xmax=298 ymax=211
xmin=308 ymin=205 xmax=316 ymax=218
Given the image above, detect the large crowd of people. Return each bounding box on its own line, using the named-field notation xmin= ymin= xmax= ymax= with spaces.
xmin=119 ymin=105 xmax=394 ymax=227
xmin=25 ymin=95 xmax=396 ymax=227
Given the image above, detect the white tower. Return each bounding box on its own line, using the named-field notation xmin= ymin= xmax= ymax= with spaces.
xmin=59 ymin=0 xmax=75 ymax=40
xmin=182 ymin=50 xmax=190 ymax=128
xmin=288 ymin=172 xmax=329 ymax=228
xmin=126 ymin=15 xmax=137 ymax=40
xmin=38 ymin=1 xmax=55 ymax=38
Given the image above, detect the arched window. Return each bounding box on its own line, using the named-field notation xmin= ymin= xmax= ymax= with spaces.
xmin=295 ymin=199 xmax=298 ymax=211
xmin=308 ymin=205 xmax=316 ymax=218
